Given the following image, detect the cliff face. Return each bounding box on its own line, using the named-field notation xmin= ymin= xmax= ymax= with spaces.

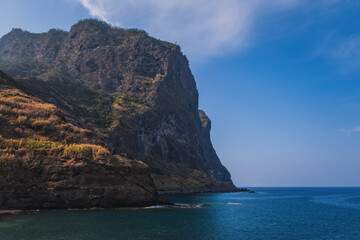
xmin=0 ymin=19 xmax=237 ymax=193
xmin=0 ymin=70 xmax=166 ymax=209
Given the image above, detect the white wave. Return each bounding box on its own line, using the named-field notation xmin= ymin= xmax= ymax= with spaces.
xmin=143 ymin=205 xmax=172 ymax=209
xmin=143 ymin=203 xmax=204 ymax=209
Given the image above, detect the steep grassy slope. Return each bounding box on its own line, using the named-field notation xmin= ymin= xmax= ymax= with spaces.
xmin=0 ymin=71 xmax=166 ymax=209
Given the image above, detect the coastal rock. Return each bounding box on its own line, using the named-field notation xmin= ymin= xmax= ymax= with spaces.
xmin=0 ymin=72 xmax=166 ymax=209
xmin=0 ymin=19 xmax=237 ymax=193
xmin=0 ymin=150 xmax=167 ymax=209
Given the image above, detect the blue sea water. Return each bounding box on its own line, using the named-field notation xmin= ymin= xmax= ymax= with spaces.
xmin=1 ymin=188 xmax=360 ymax=240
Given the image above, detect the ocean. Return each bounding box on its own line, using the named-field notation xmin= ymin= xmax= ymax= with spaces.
xmin=1 ymin=188 xmax=360 ymax=240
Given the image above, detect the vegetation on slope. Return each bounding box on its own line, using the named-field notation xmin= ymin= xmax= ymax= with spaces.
xmin=0 ymin=78 xmax=110 ymax=163
xmin=9 ymin=68 xmax=154 ymax=132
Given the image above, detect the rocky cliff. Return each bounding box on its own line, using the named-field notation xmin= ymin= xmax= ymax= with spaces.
xmin=0 ymin=70 xmax=167 ymax=209
xmin=0 ymin=19 xmax=237 ymax=194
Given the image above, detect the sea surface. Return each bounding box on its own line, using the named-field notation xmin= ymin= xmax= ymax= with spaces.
xmin=1 ymin=188 xmax=360 ymax=240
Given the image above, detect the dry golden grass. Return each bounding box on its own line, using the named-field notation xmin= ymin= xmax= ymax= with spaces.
xmin=63 ymin=144 xmax=110 ymax=159
xmin=0 ymin=105 xmax=11 ymax=114
xmin=0 ymin=137 xmax=63 ymax=151
xmin=32 ymin=119 xmax=52 ymax=128
xmin=0 ymin=152 xmax=19 ymax=177
xmin=0 ymin=136 xmax=109 ymax=160
xmin=0 ymin=153 xmax=14 ymax=166
xmin=0 ymin=88 xmax=104 ymax=158
xmin=16 ymin=116 xmax=28 ymax=125
xmin=0 ymin=89 xmax=55 ymax=118
xmin=0 ymin=152 xmax=20 ymax=178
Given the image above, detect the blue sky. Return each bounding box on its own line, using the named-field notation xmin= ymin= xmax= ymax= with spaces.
xmin=1 ymin=0 xmax=360 ymax=186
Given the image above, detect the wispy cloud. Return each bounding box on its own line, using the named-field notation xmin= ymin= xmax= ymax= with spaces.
xmin=328 ymin=36 xmax=360 ymax=70
xmin=74 ymin=0 xmax=299 ymax=60
xmin=339 ymin=126 xmax=360 ymax=134
xmin=77 ymin=0 xmax=111 ymax=23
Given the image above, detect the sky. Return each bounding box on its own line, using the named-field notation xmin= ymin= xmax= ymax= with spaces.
xmin=1 ymin=0 xmax=360 ymax=187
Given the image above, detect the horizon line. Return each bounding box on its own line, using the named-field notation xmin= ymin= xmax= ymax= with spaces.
xmin=237 ymin=186 xmax=360 ymax=188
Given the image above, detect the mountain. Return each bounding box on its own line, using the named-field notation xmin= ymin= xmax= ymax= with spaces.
xmin=0 ymin=19 xmax=237 ymax=196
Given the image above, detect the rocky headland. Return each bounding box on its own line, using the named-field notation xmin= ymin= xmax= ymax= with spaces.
xmin=0 ymin=19 xmax=238 ymax=209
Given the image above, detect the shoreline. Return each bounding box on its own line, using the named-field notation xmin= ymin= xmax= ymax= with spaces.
xmin=158 ymin=187 xmax=255 ymax=195
xmin=0 ymin=190 xmax=253 ymax=219
xmin=0 ymin=209 xmax=26 ymax=215
xmin=0 ymin=209 xmax=37 ymax=222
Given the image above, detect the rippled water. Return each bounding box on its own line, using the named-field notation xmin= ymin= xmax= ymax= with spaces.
xmin=1 ymin=188 xmax=360 ymax=240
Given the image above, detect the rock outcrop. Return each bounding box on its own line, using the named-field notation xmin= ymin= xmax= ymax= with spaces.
xmin=0 ymin=19 xmax=237 ymax=194
xmin=0 ymin=71 xmax=166 ymax=209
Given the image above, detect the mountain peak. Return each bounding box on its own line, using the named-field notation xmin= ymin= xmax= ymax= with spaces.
xmin=70 ymin=19 xmax=149 ymax=37
xmin=71 ymin=19 xmax=115 ymax=32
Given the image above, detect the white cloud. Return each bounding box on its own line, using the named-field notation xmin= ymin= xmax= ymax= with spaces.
xmin=74 ymin=0 xmax=299 ymax=61
xmin=339 ymin=126 xmax=360 ymax=134
xmin=77 ymin=0 xmax=111 ymax=23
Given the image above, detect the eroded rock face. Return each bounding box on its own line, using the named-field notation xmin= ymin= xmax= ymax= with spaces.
xmin=0 ymin=19 xmax=237 ymax=193
xmin=0 ymin=150 xmax=166 ymax=209
xmin=0 ymin=73 xmax=166 ymax=209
